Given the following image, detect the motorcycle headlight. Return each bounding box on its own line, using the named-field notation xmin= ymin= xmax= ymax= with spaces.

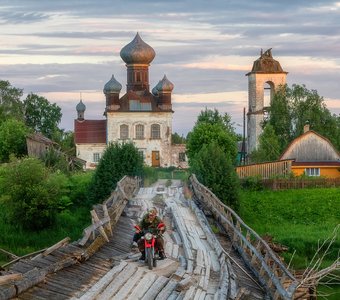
xmin=145 ymin=232 xmax=153 ymax=241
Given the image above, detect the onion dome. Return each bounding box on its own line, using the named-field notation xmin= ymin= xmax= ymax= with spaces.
xmin=103 ymin=75 xmax=122 ymax=94
xmin=76 ymin=99 xmax=86 ymax=112
xmin=120 ymin=33 xmax=156 ymax=65
xmin=158 ymin=75 xmax=174 ymax=92
xmin=152 ymin=80 xmax=162 ymax=95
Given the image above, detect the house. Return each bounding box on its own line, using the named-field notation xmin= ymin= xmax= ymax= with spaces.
xmin=279 ymin=124 xmax=340 ymax=178
xmin=74 ymin=33 xmax=187 ymax=169
xmin=26 ymin=132 xmax=58 ymax=158
xmin=236 ymin=124 xmax=340 ymax=179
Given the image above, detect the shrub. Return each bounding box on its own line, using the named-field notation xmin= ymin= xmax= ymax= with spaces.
xmin=1 ymin=157 xmax=67 ymax=230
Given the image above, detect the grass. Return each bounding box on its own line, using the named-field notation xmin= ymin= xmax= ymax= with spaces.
xmin=143 ymin=166 xmax=189 ymax=186
xmin=0 ymin=204 xmax=90 ymax=266
xmin=238 ymin=187 xmax=340 ymax=298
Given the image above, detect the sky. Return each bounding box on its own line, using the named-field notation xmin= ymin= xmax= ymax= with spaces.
xmin=1 ymin=0 xmax=340 ymax=136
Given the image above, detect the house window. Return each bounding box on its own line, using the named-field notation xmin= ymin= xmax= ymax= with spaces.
xmin=179 ymin=152 xmax=186 ymax=162
xmin=305 ymin=168 xmax=320 ymax=177
xmin=120 ymin=124 xmax=129 ymax=140
xmin=135 ymin=124 xmax=144 ymax=139
xmin=93 ymin=153 xmax=100 ymax=163
xmin=151 ymin=124 xmax=160 ymax=139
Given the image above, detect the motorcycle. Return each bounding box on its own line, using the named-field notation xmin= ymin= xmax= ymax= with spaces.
xmin=134 ymin=222 xmax=165 ymax=270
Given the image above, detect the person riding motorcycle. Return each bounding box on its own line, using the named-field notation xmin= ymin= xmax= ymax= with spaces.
xmin=133 ymin=207 xmax=166 ymax=260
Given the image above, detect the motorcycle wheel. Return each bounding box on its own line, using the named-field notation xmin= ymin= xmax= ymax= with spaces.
xmin=153 ymin=258 xmax=157 ymax=268
xmin=146 ymin=248 xmax=153 ymax=270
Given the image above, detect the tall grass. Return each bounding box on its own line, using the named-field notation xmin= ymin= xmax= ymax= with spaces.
xmin=143 ymin=166 xmax=189 ymax=186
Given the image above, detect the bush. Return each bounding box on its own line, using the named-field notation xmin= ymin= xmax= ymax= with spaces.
xmin=241 ymin=176 xmax=264 ymax=191
xmin=1 ymin=157 xmax=67 ymax=230
xmin=191 ymin=141 xmax=240 ymax=210
xmin=87 ymin=142 xmax=143 ymax=204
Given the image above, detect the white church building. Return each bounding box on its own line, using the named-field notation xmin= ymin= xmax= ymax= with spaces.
xmin=74 ymin=33 xmax=187 ymax=169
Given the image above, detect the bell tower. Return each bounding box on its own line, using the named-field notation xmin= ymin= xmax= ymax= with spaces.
xmin=246 ymin=49 xmax=288 ymax=153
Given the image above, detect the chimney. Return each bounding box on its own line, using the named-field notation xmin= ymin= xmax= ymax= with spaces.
xmin=304 ymin=122 xmax=310 ymax=133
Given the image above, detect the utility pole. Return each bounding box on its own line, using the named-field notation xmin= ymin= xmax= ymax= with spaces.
xmin=241 ymin=107 xmax=246 ymax=165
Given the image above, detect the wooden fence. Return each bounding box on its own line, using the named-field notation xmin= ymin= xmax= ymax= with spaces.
xmin=236 ymin=160 xmax=293 ymax=179
xmin=0 ymin=176 xmax=139 ymax=300
xmin=262 ymin=178 xmax=340 ymax=190
xmin=189 ymin=174 xmax=299 ymax=300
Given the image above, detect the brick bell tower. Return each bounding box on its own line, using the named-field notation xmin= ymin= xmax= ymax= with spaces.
xmin=246 ymin=49 xmax=288 ymax=153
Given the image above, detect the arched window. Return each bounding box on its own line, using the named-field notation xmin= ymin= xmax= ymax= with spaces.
xmin=120 ymin=124 xmax=129 ymax=139
xmin=151 ymin=124 xmax=160 ymax=139
xmin=135 ymin=124 xmax=144 ymax=139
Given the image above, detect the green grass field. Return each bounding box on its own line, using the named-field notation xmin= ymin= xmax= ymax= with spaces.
xmin=239 ymin=187 xmax=340 ymax=299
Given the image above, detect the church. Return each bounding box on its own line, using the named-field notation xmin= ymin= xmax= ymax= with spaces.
xmin=74 ymin=33 xmax=187 ymax=169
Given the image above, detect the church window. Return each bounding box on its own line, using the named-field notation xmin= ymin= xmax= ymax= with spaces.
xmin=136 ymin=72 xmax=141 ymax=82
xmin=93 ymin=153 xmax=100 ymax=163
xmin=179 ymin=152 xmax=186 ymax=162
xmin=129 ymin=100 xmax=151 ymax=111
xmin=138 ymin=150 xmax=145 ymax=162
xmin=151 ymin=124 xmax=160 ymax=139
xmin=120 ymin=124 xmax=129 ymax=139
xmin=135 ymin=124 xmax=144 ymax=139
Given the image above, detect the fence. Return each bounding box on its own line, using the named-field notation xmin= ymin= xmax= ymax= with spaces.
xmin=262 ymin=178 xmax=340 ymax=190
xmin=236 ymin=160 xmax=293 ymax=179
xmin=189 ymin=174 xmax=299 ymax=300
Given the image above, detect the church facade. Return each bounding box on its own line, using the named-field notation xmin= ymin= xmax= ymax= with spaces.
xmin=74 ymin=33 xmax=187 ymax=169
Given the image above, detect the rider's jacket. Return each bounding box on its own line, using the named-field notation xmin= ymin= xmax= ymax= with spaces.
xmin=139 ymin=213 xmax=166 ymax=234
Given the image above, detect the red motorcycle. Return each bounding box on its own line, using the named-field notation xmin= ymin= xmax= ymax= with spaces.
xmin=134 ymin=223 xmax=165 ymax=270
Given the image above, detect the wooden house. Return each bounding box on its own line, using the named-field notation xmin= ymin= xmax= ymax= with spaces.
xmin=236 ymin=125 xmax=340 ymax=179
xmin=279 ymin=125 xmax=340 ymax=178
xmin=26 ymin=132 xmax=58 ymax=158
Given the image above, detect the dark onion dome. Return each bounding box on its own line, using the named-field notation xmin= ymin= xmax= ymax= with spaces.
xmin=76 ymin=99 xmax=86 ymax=112
xmin=251 ymin=48 xmax=284 ymax=73
xmin=152 ymin=80 xmax=162 ymax=95
xmin=103 ymin=75 xmax=122 ymax=94
xmin=158 ymin=75 xmax=174 ymax=92
xmin=120 ymin=33 xmax=156 ymax=65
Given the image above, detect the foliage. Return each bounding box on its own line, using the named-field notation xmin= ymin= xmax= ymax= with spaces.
xmin=87 ymin=142 xmax=144 ymax=204
xmin=186 ymin=122 xmax=237 ymax=165
xmin=0 ymin=80 xmax=24 ymax=124
xmin=266 ymin=84 xmax=340 ymax=151
xmin=171 ymin=132 xmax=186 ymax=144
xmin=67 ymin=171 xmax=93 ymax=206
xmin=42 ymin=148 xmax=70 ymax=173
xmin=250 ymin=124 xmax=281 ymax=163
xmin=239 ymin=188 xmax=340 ymax=269
xmin=240 ymin=176 xmax=264 ymax=191
xmin=0 ymin=119 xmax=30 ymax=162
xmin=53 ymin=130 xmax=76 ymax=155
xmin=24 ymin=93 xmax=62 ymax=139
xmin=191 ymin=141 xmax=240 ymax=209
xmin=0 ymin=157 xmax=68 ymax=230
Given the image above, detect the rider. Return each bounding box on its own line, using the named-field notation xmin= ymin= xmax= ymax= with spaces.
xmin=133 ymin=207 xmax=166 ymax=260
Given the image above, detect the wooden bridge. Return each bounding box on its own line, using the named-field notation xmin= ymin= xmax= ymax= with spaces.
xmin=0 ymin=176 xmax=316 ymax=300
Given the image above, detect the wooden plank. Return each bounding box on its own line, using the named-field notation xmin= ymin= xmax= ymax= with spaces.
xmin=155 ymin=279 xmax=178 ymax=300
xmin=183 ymin=285 xmax=196 ymax=300
xmin=77 ymin=261 xmax=128 ymax=300
xmin=126 ymin=271 xmax=158 ymax=300
xmin=97 ymin=263 xmax=136 ymax=300
xmin=33 ymin=237 xmax=70 ymax=260
xmin=141 ymin=276 xmax=169 ymax=300
xmin=0 ymin=273 xmax=22 ymax=285
xmin=113 ymin=269 xmax=144 ymax=300
xmin=172 ymin=244 xmax=179 ymax=259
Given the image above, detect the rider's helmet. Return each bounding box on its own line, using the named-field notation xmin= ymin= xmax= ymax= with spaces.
xmin=148 ymin=207 xmax=158 ymax=217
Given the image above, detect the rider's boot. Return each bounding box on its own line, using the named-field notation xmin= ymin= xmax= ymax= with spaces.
xmin=139 ymin=251 xmax=145 ymax=261
xmin=159 ymin=250 xmax=166 ymax=260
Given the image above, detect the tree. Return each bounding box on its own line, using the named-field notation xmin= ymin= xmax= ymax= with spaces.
xmin=0 ymin=80 xmax=24 ymax=124
xmin=87 ymin=142 xmax=144 ymax=204
xmin=186 ymin=122 xmax=237 ymax=165
xmin=0 ymin=119 xmax=30 ymax=162
xmin=24 ymin=93 xmax=62 ymax=138
xmin=266 ymin=84 xmax=340 ymax=151
xmin=1 ymin=157 xmax=67 ymax=230
xmin=190 ymin=141 xmax=239 ymax=209
xmin=251 ymin=124 xmax=281 ymax=163
xmin=171 ymin=132 xmax=186 ymax=144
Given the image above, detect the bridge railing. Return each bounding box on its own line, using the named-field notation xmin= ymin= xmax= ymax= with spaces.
xmin=189 ymin=174 xmax=299 ymax=300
